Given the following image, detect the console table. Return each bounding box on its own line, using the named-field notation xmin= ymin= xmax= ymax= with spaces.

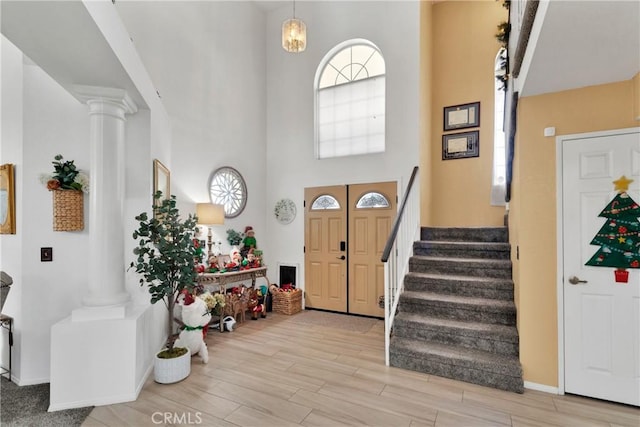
xmin=196 ymin=267 xmax=271 ymax=332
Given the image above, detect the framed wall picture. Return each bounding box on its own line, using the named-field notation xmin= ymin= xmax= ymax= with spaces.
xmin=0 ymin=164 xmax=16 ymax=234
xmin=153 ymin=159 xmax=170 ymax=214
xmin=442 ymin=131 xmax=479 ymax=160
xmin=443 ymin=101 xmax=480 ymax=131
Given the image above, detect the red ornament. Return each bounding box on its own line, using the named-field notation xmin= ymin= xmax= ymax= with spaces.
xmin=618 ymin=226 xmax=628 ymax=233
xmin=631 ymin=260 xmax=640 ymax=268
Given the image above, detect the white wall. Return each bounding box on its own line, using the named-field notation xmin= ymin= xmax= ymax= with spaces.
xmin=264 ymin=1 xmax=420 ymax=286
xmin=0 ymin=36 xmax=24 ymax=380
xmin=0 ymin=36 xmax=92 ymax=383
xmin=115 ymin=0 xmax=268 ymax=259
xmin=116 ymin=1 xmax=420 ymax=289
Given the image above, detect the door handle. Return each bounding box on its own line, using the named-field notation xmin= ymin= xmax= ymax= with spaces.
xmin=336 ymin=255 xmax=346 ymax=260
xmin=568 ymin=276 xmax=588 ymax=285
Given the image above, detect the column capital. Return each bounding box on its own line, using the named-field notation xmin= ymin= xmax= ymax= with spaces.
xmin=73 ymin=85 xmax=138 ymax=115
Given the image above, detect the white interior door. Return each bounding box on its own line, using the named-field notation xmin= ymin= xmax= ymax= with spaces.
xmin=562 ymin=129 xmax=640 ymax=406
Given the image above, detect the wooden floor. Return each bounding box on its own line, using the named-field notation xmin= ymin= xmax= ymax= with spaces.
xmin=83 ymin=311 xmax=640 ymax=427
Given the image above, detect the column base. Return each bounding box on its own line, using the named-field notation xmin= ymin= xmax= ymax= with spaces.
xmin=49 ymin=304 xmax=162 ymax=411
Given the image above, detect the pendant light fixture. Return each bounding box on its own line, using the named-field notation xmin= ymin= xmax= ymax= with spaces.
xmin=282 ymin=0 xmax=306 ymax=53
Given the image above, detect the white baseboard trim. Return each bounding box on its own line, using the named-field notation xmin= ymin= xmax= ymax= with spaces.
xmin=524 ymin=381 xmax=560 ymax=395
xmin=48 ymin=392 xmax=138 ymax=412
xmin=12 ymin=376 xmax=50 ymax=386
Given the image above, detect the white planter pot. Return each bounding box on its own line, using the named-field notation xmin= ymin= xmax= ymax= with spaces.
xmin=154 ymin=347 xmax=191 ymax=384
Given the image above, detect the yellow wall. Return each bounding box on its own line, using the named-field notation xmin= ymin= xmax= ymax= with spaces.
xmin=423 ymin=0 xmax=507 ymax=226
xmin=511 ymin=79 xmax=638 ymax=386
xmin=420 ymin=1 xmax=433 ymax=225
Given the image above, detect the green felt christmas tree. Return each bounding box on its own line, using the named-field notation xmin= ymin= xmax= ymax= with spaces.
xmin=585 ymin=176 xmax=640 ymax=282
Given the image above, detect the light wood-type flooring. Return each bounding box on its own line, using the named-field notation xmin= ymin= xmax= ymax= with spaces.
xmin=83 ymin=311 xmax=640 ymax=427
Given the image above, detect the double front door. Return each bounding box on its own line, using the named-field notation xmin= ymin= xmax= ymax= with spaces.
xmin=304 ymin=182 xmax=396 ymax=317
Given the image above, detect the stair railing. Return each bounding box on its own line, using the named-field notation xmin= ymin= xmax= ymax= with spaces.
xmin=381 ymin=166 xmax=420 ymax=366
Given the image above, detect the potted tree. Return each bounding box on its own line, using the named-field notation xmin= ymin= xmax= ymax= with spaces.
xmin=130 ymin=192 xmax=199 ymax=383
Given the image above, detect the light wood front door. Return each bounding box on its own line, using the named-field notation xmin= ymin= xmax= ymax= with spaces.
xmin=562 ymin=129 xmax=640 ymax=406
xmin=349 ymin=182 xmax=397 ymax=316
xmin=304 ymin=186 xmax=348 ymax=312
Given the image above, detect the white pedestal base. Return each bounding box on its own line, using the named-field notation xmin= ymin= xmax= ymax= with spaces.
xmin=49 ymin=304 xmax=164 ymax=411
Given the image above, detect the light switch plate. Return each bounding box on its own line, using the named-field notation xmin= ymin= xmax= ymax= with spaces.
xmin=41 ymin=247 xmax=53 ymax=262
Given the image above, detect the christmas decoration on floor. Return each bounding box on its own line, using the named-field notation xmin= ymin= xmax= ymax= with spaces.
xmin=585 ymin=175 xmax=640 ymax=283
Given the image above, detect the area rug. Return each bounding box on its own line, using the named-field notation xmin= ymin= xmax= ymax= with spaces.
xmin=0 ymin=378 xmax=93 ymax=426
xmin=288 ymin=310 xmax=382 ymax=333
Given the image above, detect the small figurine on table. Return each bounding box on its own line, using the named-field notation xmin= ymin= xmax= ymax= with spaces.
xmin=241 ymin=226 xmax=257 ymax=258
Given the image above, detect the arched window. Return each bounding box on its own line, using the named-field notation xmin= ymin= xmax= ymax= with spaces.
xmin=355 ymin=192 xmax=390 ymax=209
xmin=491 ymin=47 xmax=507 ymax=206
xmin=314 ymin=39 xmax=385 ymax=159
xmin=311 ymin=195 xmax=340 ymax=210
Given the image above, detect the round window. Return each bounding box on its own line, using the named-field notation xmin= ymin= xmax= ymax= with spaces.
xmin=208 ymin=166 xmax=247 ymax=218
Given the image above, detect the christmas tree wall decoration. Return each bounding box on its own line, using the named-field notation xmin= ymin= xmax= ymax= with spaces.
xmin=585 ymin=175 xmax=640 ymax=283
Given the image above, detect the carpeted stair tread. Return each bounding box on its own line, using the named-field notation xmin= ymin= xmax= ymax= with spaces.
xmin=395 ymin=312 xmax=519 ymax=341
xmin=389 ymin=338 xmax=524 ymax=393
xmin=421 ymin=227 xmax=508 ymax=243
xmin=405 ymin=272 xmax=513 ymax=288
xmin=401 ymin=290 xmax=516 ymax=312
xmin=390 ymin=338 xmax=522 ymax=377
xmin=410 ymin=255 xmax=512 ymax=266
xmin=415 ymin=241 xmax=510 ymax=250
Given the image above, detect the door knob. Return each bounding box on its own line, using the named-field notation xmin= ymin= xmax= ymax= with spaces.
xmin=336 ymin=255 xmax=346 ymax=260
xmin=568 ymin=276 xmax=588 ymax=285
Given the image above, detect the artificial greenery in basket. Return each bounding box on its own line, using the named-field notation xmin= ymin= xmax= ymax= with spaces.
xmin=39 ymin=154 xmax=90 ymax=193
xmin=130 ymin=191 xmax=199 ymax=358
xmin=226 ymin=228 xmax=244 ymax=246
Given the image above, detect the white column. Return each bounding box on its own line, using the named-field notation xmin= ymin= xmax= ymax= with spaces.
xmin=74 ymin=86 xmax=137 ymax=310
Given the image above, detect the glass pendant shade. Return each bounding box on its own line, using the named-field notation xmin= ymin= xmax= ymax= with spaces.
xmin=282 ymin=18 xmax=306 ymax=53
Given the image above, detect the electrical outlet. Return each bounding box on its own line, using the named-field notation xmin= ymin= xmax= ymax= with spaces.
xmin=41 ymin=247 xmax=53 ymax=262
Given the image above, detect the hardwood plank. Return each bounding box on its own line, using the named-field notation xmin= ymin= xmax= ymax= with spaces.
xmin=552 ymin=397 xmax=640 ymax=426
xmin=382 ymin=385 xmax=511 ymax=426
xmin=287 ymin=362 xmax=385 ymax=395
xmin=207 ymin=379 xmax=312 ymax=423
xmin=317 ymin=382 xmax=438 ymax=423
xmin=434 ymin=411 xmax=508 ymax=427
xmin=289 ymin=388 xmax=413 ymax=427
xmin=224 ymin=405 xmax=302 ymax=427
xmin=356 ymin=367 xmax=463 ymax=402
xmin=84 ymin=311 xmax=637 ymax=427
xmin=463 ymin=391 xmax=611 ymax=427
xmin=144 ymin=380 xmax=241 ymax=419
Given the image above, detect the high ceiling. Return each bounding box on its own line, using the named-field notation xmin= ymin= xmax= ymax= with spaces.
xmin=1 ymin=1 xmax=638 ymax=105
xmin=518 ymin=0 xmax=639 ymax=97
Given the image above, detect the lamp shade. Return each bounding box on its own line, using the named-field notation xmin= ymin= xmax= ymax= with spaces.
xmin=282 ymin=18 xmax=306 ymax=53
xmin=196 ymin=203 xmax=225 ymax=225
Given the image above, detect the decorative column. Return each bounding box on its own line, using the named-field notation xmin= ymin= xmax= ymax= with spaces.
xmin=74 ymin=85 xmax=137 ymax=311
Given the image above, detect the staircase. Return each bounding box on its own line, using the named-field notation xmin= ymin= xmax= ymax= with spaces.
xmin=389 ymin=227 xmax=524 ymax=393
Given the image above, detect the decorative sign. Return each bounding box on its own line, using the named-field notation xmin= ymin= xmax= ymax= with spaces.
xmin=274 ymin=198 xmax=296 ymax=224
xmin=585 ymin=175 xmax=640 ymax=283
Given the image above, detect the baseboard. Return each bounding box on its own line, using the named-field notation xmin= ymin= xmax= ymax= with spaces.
xmin=524 ymin=381 xmax=559 ymax=395
xmin=48 ymin=392 xmax=138 ymax=412
xmin=9 ymin=376 xmax=50 ymax=386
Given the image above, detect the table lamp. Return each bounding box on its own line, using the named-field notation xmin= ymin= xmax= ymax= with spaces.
xmin=196 ymin=203 xmax=225 ymax=257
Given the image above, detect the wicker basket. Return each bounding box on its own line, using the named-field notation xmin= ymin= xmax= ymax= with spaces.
xmin=52 ymin=189 xmax=84 ymax=231
xmin=272 ymin=288 xmax=302 ymax=315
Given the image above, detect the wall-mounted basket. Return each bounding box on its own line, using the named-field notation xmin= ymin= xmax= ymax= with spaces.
xmin=52 ymin=189 xmax=84 ymax=231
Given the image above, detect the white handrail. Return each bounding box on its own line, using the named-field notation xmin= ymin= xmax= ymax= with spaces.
xmin=383 ymin=168 xmax=420 ymax=365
